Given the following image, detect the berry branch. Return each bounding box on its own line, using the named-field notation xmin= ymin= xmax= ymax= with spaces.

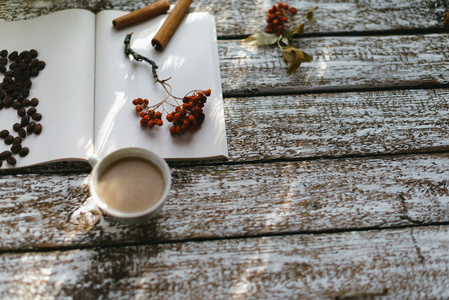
xmin=242 ymin=2 xmax=318 ymax=74
xmin=124 ymin=33 xmax=211 ymax=134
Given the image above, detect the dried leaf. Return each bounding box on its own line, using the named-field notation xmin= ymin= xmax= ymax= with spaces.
xmin=292 ymin=23 xmax=305 ymax=35
xmin=282 ymin=46 xmax=313 ymax=74
xmin=444 ymin=12 xmax=449 ymax=25
xmin=280 ymin=36 xmax=290 ymax=46
xmin=242 ymin=32 xmax=279 ymax=46
xmin=306 ymin=8 xmax=317 ymax=23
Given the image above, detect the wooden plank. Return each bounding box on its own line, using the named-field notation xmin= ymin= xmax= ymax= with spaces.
xmin=0 ymin=226 xmax=448 ymax=298
xmin=0 ymin=153 xmax=449 ymax=250
xmin=225 ymin=89 xmax=449 ymax=162
xmin=0 ymin=0 xmax=448 ymax=36
xmin=1 ymin=88 xmax=448 ymax=174
xmin=219 ymin=34 xmax=449 ymax=91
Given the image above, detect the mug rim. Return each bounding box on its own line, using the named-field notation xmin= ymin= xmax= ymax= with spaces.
xmin=90 ymin=147 xmax=171 ymax=220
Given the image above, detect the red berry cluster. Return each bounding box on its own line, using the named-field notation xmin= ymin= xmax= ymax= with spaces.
xmin=266 ymin=2 xmax=298 ymax=35
xmin=131 ymin=89 xmax=211 ymax=134
xmin=132 ymin=98 xmax=164 ymax=128
xmin=166 ymin=89 xmax=210 ymax=134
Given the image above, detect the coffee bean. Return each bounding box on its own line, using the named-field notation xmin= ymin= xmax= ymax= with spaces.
xmin=4 ymin=135 xmax=14 ymax=145
xmin=26 ymin=122 xmax=35 ymax=133
xmin=6 ymin=156 xmax=16 ymax=166
xmin=11 ymin=144 xmax=22 ymax=153
xmin=0 ymin=150 xmax=11 ymax=160
xmin=32 ymin=113 xmax=42 ymax=121
xmin=0 ymin=65 xmax=6 ymax=73
xmin=0 ymin=50 xmax=7 ymax=57
xmin=17 ymin=107 xmax=26 ymax=117
xmin=12 ymin=101 xmax=22 ymax=109
xmin=29 ymin=49 xmax=38 ymax=58
xmin=24 ymin=79 xmax=32 ymax=89
xmin=20 ymin=115 xmax=30 ymax=126
xmin=30 ymin=59 xmax=39 ymax=67
xmin=8 ymin=51 xmax=17 ymax=61
xmin=19 ymin=147 xmax=29 ymax=157
xmin=30 ymin=68 xmax=39 ymax=76
xmin=21 ymin=98 xmax=30 ymax=107
xmin=9 ymin=62 xmax=17 ymax=70
xmin=37 ymin=61 xmax=45 ymax=70
xmin=0 ymin=100 xmax=3 ymax=110
xmin=33 ymin=124 xmax=42 ymax=135
xmin=0 ymin=57 xmax=7 ymax=65
xmin=18 ymin=127 xmax=26 ymax=138
xmin=30 ymin=98 xmax=39 ymax=107
xmin=0 ymin=130 xmax=9 ymax=138
xmin=20 ymin=88 xmax=29 ymax=97
xmin=12 ymin=137 xmax=22 ymax=145
xmin=27 ymin=107 xmax=36 ymax=116
xmin=3 ymin=96 xmax=13 ymax=107
xmin=13 ymin=123 xmax=21 ymax=131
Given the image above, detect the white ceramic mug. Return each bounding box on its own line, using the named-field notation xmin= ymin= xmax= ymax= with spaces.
xmin=89 ymin=147 xmax=171 ymax=224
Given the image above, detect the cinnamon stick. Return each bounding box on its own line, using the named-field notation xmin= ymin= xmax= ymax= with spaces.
xmin=112 ymin=0 xmax=170 ymax=29
xmin=151 ymin=0 xmax=193 ymax=51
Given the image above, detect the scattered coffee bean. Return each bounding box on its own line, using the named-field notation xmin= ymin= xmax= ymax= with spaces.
xmin=13 ymin=123 xmax=21 ymax=131
xmin=19 ymin=147 xmax=29 ymax=157
xmin=32 ymin=113 xmax=42 ymax=121
xmin=12 ymin=137 xmax=22 ymax=145
xmin=27 ymin=107 xmax=36 ymax=116
xmin=11 ymin=144 xmax=22 ymax=153
xmin=8 ymin=51 xmax=19 ymax=60
xmin=6 ymin=156 xmax=16 ymax=166
xmin=26 ymin=122 xmax=35 ymax=133
xmin=37 ymin=61 xmax=45 ymax=70
xmin=29 ymin=49 xmax=38 ymax=58
xmin=21 ymin=98 xmax=30 ymax=107
xmin=18 ymin=127 xmax=26 ymax=138
xmin=12 ymin=101 xmax=22 ymax=109
xmin=33 ymin=124 xmax=42 ymax=135
xmin=0 ymin=48 xmax=45 ymax=167
xmin=30 ymin=98 xmax=39 ymax=107
xmin=3 ymin=96 xmax=13 ymax=107
xmin=0 ymin=150 xmax=11 ymax=160
xmin=4 ymin=135 xmax=14 ymax=145
xmin=0 ymin=130 xmax=9 ymax=138
xmin=20 ymin=115 xmax=30 ymax=126
xmin=17 ymin=107 xmax=26 ymax=116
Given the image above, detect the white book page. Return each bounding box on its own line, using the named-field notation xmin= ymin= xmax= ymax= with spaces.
xmin=94 ymin=10 xmax=228 ymax=160
xmin=0 ymin=9 xmax=95 ymax=168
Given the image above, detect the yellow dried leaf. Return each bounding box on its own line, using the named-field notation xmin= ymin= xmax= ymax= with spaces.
xmin=292 ymin=23 xmax=305 ymax=35
xmin=282 ymin=46 xmax=313 ymax=74
xmin=242 ymin=32 xmax=279 ymax=46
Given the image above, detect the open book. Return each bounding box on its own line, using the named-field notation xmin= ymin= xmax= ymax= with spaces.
xmin=0 ymin=9 xmax=228 ymax=169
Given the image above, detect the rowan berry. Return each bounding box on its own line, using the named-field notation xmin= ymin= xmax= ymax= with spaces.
xmin=136 ymin=105 xmax=143 ymax=112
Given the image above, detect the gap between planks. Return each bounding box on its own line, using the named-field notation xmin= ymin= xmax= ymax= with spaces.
xmin=2 ymin=221 xmax=449 ymax=256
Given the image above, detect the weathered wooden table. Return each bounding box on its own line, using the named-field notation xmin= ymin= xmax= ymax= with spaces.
xmin=1 ymin=0 xmax=449 ymax=298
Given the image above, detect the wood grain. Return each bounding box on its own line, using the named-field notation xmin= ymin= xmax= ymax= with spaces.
xmin=0 ymin=226 xmax=448 ymax=299
xmin=0 ymin=0 xmax=448 ymax=36
xmin=1 ymin=88 xmax=448 ymax=175
xmin=1 ymin=153 xmax=448 ymax=251
xmin=219 ymin=34 xmax=449 ymax=91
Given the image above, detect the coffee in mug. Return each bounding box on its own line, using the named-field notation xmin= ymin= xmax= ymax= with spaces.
xmin=90 ymin=147 xmax=171 ymax=224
